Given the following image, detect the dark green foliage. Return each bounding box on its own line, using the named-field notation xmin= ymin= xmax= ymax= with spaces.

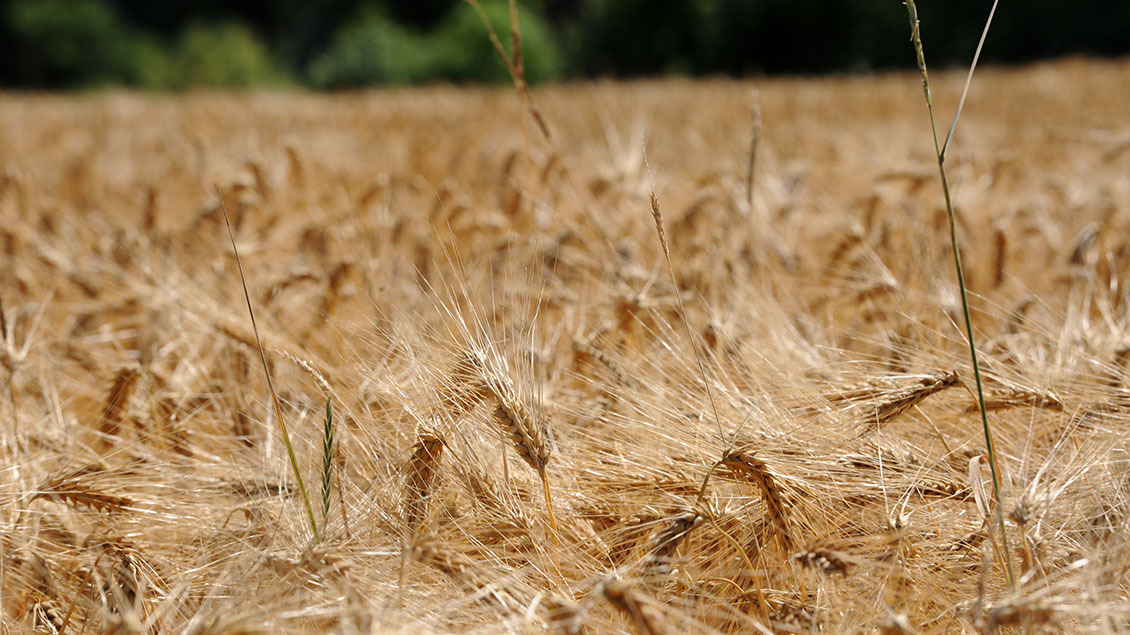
xmin=307 ymin=9 xmax=432 ymax=88
xmin=2 ymin=0 xmax=1130 ymax=89
xmin=119 ymin=34 xmax=177 ymax=89
xmin=6 ymin=0 xmax=135 ymax=87
xmin=309 ymin=1 xmax=561 ymax=88
xmin=429 ymin=1 xmax=561 ymax=84
xmin=173 ymin=21 xmax=284 ymax=88
xmin=566 ymin=0 xmax=711 ymax=77
xmin=3 ymin=0 xmax=283 ymax=89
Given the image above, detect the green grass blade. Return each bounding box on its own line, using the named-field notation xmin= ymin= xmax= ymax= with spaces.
xmin=219 ymin=190 xmax=319 ymax=538
xmin=942 ymin=0 xmax=1001 ymax=159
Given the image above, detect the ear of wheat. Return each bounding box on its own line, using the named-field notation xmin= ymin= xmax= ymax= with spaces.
xmin=720 ymin=448 xmax=793 ymax=551
xmin=403 ymin=432 xmax=446 ymax=540
xmin=643 ymin=510 xmax=702 ymax=578
xmin=471 ymin=348 xmax=560 ymax=546
xmin=98 ymin=365 xmax=140 ymax=442
xmin=319 ymin=397 xmax=335 ymax=537
xmin=600 ymin=578 xmax=661 ymax=635
xmin=32 ymin=475 xmax=133 ymax=514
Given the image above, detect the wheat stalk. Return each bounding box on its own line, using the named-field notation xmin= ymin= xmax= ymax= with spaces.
xmin=967 ymin=389 xmax=1063 ymax=414
xmin=645 ymin=160 xmax=724 ymax=445
xmin=573 ymin=338 xmax=632 ymax=388
xmin=464 ymin=0 xmax=551 ymax=142
xmin=791 ymin=544 xmax=853 ymax=575
xmin=867 ymin=370 xmax=959 ymax=426
xmin=642 ymin=510 xmax=702 ymax=578
xmin=745 ymin=90 xmax=762 ymax=215
xmin=490 ymin=388 xmax=559 ymax=546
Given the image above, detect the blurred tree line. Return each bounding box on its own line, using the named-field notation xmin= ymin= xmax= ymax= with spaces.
xmin=1 ymin=0 xmax=1128 ymax=89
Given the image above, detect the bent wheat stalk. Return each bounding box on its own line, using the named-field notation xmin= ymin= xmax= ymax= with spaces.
xmin=645 ymin=155 xmax=724 ymax=443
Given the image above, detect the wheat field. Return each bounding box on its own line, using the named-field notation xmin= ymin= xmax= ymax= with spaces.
xmin=2 ymin=57 xmax=1130 ymax=633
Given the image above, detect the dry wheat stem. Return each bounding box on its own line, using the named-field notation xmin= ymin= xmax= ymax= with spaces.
xmin=868 ymin=370 xmax=959 ymax=426
xmin=643 ymin=510 xmax=701 ymax=577
xmin=464 ymin=0 xmax=550 ymax=144
xmin=57 ymin=555 xmax=102 ymax=635
xmin=31 ymin=475 xmax=133 ymax=514
xmin=701 ymin=510 xmax=772 ymax=625
xmin=460 ymin=344 xmax=560 ymax=545
xmin=507 ymin=0 xmax=531 ymax=202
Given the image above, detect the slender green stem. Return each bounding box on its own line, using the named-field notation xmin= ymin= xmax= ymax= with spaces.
xmin=904 ymin=0 xmax=1014 ymax=588
xmin=219 ymin=190 xmax=319 ymax=538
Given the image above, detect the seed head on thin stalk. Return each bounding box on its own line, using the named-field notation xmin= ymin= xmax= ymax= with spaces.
xmin=422 ymin=233 xmax=562 ymax=548
xmin=475 ymin=350 xmax=560 ymax=546
xmin=644 ymin=149 xmax=724 ymax=447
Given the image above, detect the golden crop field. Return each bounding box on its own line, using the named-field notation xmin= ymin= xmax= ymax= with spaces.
xmin=2 ymin=57 xmax=1130 ymax=633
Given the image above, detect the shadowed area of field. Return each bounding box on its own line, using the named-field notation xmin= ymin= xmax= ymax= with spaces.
xmin=1 ymin=58 xmax=1130 ymax=632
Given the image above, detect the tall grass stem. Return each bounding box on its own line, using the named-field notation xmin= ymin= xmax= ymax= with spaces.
xmin=903 ymin=0 xmax=1014 ymax=587
xmin=219 ymin=189 xmax=319 ymax=538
